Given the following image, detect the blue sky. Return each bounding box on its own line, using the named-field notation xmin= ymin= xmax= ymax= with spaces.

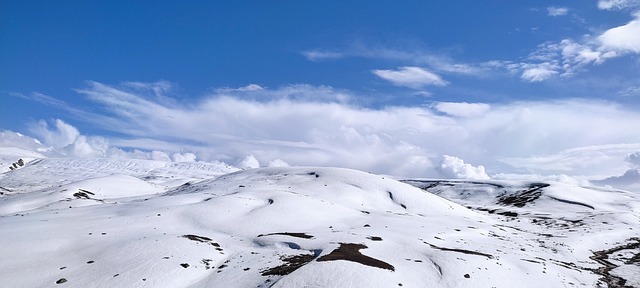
xmin=2 ymin=1 xmax=640 ymax=180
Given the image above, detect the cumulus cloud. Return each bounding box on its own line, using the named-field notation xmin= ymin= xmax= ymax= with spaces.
xmin=598 ymin=14 xmax=640 ymax=53
xmin=29 ymin=119 xmax=80 ymax=149
xmin=626 ymin=151 xmax=640 ymax=166
xmin=372 ymin=66 xmax=448 ymax=89
xmin=438 ymin=155 xmax=489 ymax=179
xmin=27 ymin=119 xmax=114 ymax=158
xmin=239 ymin=154 xmax=260 ymax=169
xmin=547 ymin=7 xmax=569 ymax=16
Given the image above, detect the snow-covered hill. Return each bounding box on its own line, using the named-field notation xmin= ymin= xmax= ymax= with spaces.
xmin=0 ymin=154 xmax=639 ymax=287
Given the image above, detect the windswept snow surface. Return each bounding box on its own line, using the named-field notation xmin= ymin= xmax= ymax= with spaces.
xmin=0 ymin=157 xmax=639 ymax=287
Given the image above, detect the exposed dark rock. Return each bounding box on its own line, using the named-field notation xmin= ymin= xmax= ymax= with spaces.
xmin=497 ymin=183 xmax=549 ymax=207
xmin=317 ymin=243 xmax=395 ymax=271
xmin=257 ymin=232 xmax=314 ymax=239
xmin=261 ymin=253 xmax=316 ymax=276
xmin=590 ymin=238 xmax=640 ymax=288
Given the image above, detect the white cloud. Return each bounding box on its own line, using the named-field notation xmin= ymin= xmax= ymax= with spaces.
xmin=488 ymin=13 xmax=640 ymax=82
xmin=29 ymin=119 xmax=80 ymax=149
xmin=598 ymin=0 xmax=640 ymax=10
xmin=547 ymin=7 xmax=569 ymax=16
xmin=598 ymin=14 xmax=640 ymax=53
xmin=239 ymin=154 xmax=260 ymax=169
xmin=372 ymin=66 xmax=448 ymax=89
xmin=16 ymin=82 xmax=640 ymax=181
xmin=520 ymin=64 xmax=559 ymax=82
xmin=438 ymin=155 xmax=489 ymax=179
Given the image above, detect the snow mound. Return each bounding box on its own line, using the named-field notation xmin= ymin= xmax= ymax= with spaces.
xmin=0 ymin=175 xmax=162 ymax=215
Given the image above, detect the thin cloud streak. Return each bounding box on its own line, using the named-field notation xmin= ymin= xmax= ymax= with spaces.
xmin=372 ymin=67 xmax=448 ymax=89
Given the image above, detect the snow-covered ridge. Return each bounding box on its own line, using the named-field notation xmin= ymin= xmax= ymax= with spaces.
xmin=0 ymin=160 xmax=638 ymax=287
xmin=0 ymin=157 xmax=239 ymax=194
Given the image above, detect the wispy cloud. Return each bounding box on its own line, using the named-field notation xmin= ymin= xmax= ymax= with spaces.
xmin=490 ymin=12 xmax=640 ymax=82
xmin=372 ymin=66 xmax=448 ymax=89
xmin=302 ymin=45 xmax=484 ymax=76
xmin=21 ymin=82 xmax=640 ymax=180
xmin=300 ymin=5 xmax=640 ymax=86
xmin=301 ymin=50 xmax=344 ymax=61
xmin=618 ymin=86 xmax=640 ymax=97
xmin=520 ymin=63 xmax=560 ymax=82
xmin=547 ymin=6 xmax=569 ymax=16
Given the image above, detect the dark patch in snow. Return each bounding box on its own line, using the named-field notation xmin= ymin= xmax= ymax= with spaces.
xmin=181 ymin=234 xmax=221 ymax=249
xmin=367 ymin=236 xmax=383 ymax=241
xmin=260 ymin=253 xmax=316 ymax=276
xmin=496 ymin=211 xmax=518 ymax=217
xmin=497 ymin=183 xmax=549 ymax=207
xmin=547 ymin=196 xmax=595 ymax=210
xmin=423 ymin=241 xmax=494 ymax=259
xmin=9 ymin=158 xmax=25 ymax=171
xmin=202 ymin=259 xmax=213 ymax=269
xmin=73 ymin=189 xmax=103 ymax=202
xmin=257 ymin=232 xmax=314 ymax=239
xmin=182 ymin=234 xmax=212 ymax=242
xmin=590 ymin=237 xmax=640 ymax=288
xmin=180 ymin=263 xmax=189 ymax=268
xmin=317 ymin=243 xmax=395 ymax=271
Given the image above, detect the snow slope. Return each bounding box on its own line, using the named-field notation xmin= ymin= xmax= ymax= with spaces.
xmin=0 ymin=155 xmax=638 ymax=287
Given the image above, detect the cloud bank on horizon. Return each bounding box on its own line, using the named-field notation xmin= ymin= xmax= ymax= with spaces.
xmin=5 ymin=81 xmax=640 ymax=185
